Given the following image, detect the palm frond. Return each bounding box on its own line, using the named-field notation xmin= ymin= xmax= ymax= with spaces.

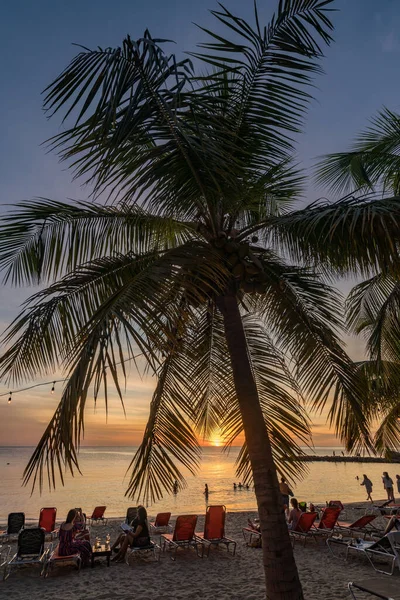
xmin=247 ymin=260 xmax=372 ymax=451
xmin=0 ymin=198 xmax=196 ymax=285
xmin=316 ymin=108 xmax=400 ymax=195
xmin=262 ymin=193 xmax=400 ymax=276
xmin=125 ymin=348 xmax=201 ymax=504
xmin=193 ymin=0 xmax=334 ymax=173
xmin=347 ymin=274 xmax=400 ymax=362
xmin=224 ymin=314 xmax=310 ymax=483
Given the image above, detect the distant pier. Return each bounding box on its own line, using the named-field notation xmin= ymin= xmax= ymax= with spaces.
xmin=293 ymin=455 xmax=400 ymax=463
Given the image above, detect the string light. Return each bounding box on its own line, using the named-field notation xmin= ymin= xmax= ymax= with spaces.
xmin=1 ymin=352 xmax=144 ymax=404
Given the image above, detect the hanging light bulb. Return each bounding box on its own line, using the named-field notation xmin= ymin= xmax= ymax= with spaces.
xmin=8 ymin=392 xmax=12 ymax=404
xmin=51 ymin=382 xmax=55 ymax=394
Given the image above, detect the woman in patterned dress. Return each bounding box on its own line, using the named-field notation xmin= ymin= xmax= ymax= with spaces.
xmin=58 ymin=509 xmax=92 ymax=566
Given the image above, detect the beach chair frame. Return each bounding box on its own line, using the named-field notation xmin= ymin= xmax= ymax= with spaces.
xmin=161 ymin=515 xmax=199 ymax=561
xmin=327 ymin=532 xmax=400 ymax=575
xmin=348 ymin=580 xmax=398 ymax=600
xmin=0 ymin=545 xmax=11 ymax=579
xmin=3 ymin=528 xmax=50 ymax=580
xmin=242 ymin=526 xmax=262 ymax=547
xmin=126 ymin=541 xmax=161 ymax=564
xmin=195 ymin=506 xmax=236 ymax=558
xmin=44 ymin=544 xmax=82 ymax=578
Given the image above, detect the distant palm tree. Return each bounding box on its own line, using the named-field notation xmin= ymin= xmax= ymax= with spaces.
xmin=317 ymin=108 xmax=400 ymax=456
xmin=2 ymin=3 xmax=400 ymax=598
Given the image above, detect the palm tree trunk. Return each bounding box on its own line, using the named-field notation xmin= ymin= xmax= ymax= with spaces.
xmin=217 ymin=293 xmax=304 ymax=600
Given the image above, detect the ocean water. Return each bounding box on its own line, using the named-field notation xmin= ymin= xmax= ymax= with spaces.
xmin=0 ymin=446 xmax=398 ymax=521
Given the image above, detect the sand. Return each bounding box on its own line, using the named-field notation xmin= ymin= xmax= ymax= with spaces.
xmin=0 ymin=502 xmax=399 ymax=600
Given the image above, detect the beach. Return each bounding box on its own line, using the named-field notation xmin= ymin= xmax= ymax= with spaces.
xmin=1 ymin=503 xmax=398 ymax=600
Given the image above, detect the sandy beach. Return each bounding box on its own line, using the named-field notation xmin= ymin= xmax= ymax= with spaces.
xmin=0 ymin=502 xmax=398 ymax=600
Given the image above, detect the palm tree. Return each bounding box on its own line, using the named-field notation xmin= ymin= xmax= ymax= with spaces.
xmin=2 ymin=3 xmax=400 ymax=598
xmin=317 ymin=108 xmax=400 ymax=456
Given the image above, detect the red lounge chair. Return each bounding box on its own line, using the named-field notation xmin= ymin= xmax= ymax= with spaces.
xmin=161 ymin=515 xmax=199 ymax=560
xmin=195 ymin=505 xmax=236 ymax=557
xmin=328 ymin=500 xmax=344 ymax=511
xmin=88 ymin=506 xmax=107 ymax=525
xmin=44 ymin=544 xmax=81 ymax=578
xmin=335 ymin=515 xmax=379 ymax=539
xmin=313 ymin=507 xmax=341 ymax=535
xmin=39 ymin=508 xmax=58 ymax=540
xmin=149 ymin=512 xmax=172 ymax=534
xmin=289 ymin=512 xmax=318 ymax=546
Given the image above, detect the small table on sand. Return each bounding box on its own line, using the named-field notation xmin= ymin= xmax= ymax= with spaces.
xmin=91 ymin=545 xmax=111 ymax=568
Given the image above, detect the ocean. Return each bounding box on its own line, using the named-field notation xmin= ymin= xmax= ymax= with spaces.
xmin=0 ymin=446 xmax=397 ymax=521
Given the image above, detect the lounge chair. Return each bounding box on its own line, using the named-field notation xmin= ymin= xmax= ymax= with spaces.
xmin=289 ymin=512 xmax=318 ymax=546
xmin=88 ymin=506 xmax=107 ymax=525
xmin=39 ymin=507 xmax=58 ymax=540
xmin=311 ymin=507 xmax=341 ymax=538
xmin=0 ymin=512 xmax=25 ymax=542
xmin=149 ymin=512 xmax=172 ymax=534
xmin=126 ymin=541 xmax=161 ymax=564
xmin=327 ymin=531 xmax=400 ymax=575
xmin=348 ymin=578 xmax=400 ymax=600
xmin=328 ymin=500 xmax=344 ymax=511
xmin=0 ymin=545 xmax=11 ymax=577
xmin=195 ymin=505 xmax=236 ymax=557
xmin=44 ymin=545 xmax=81 ymax=578
xmin=125 ymin=507 xmax=138 ymax=525
xmin=335 ymin=515 xmax=379 ymax=539
xmin=242 ymin=523 xmax=262 ymax=546
xmin=4 ymin=528 xmax=49 ymax=580
xmin=161 ymin=515 xmax=199 ymax=560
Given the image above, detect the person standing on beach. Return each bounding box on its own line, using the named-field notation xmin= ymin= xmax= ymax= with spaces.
xmin=204 ymin=483 xmax=209 ymax=498
xmin=382 ymin=472 xmax=395 ymax=502
xmin=279 ymin=477 xmax=292 ymax=516
xmin=360 ymin=474 xmax=373 ymax=502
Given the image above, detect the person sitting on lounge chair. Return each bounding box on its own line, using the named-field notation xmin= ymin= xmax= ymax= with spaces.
xmin=74 ymin=508 xmax=89 ymax=540
xmin=111 ymin=506 xmax=150 ymax=562
xmin=58 ymin=509 xmax=92 ymax=566
xmin=288 ymin=498 xmax=302 ymax=530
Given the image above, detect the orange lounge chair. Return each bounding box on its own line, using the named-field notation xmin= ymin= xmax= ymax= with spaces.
xmin=311 ymin=507 xmax=341 ymax=539
xmin=87 ymin=506 xmax=107 ymax=525
xmin=39 ymin=508 xmax=58 ymax=540
xmin=289 ymin=512 xmax=318 ymax=546
xmin=242 ymin=521 xmax=261 ymax=546
xmin=335 ymin=515 xmax=379 ymax=539
xmin=328 ymin=500 xmax=344 ymax=512
xmin=195 ymin=505 xmax=236 ymax=557
xmin=149 ymin=512 xmax=172 ymax=534
xmin=44 ymin=544 xmax=81 ymax=578
xmin=161 ymin=515 xmax=199 ymax=560
xmin=0 ymin=512 xmax=25 ymax=542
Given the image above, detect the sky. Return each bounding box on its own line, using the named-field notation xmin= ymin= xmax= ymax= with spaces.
xmin=0 ymin=0 xmax=400 ymax=447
